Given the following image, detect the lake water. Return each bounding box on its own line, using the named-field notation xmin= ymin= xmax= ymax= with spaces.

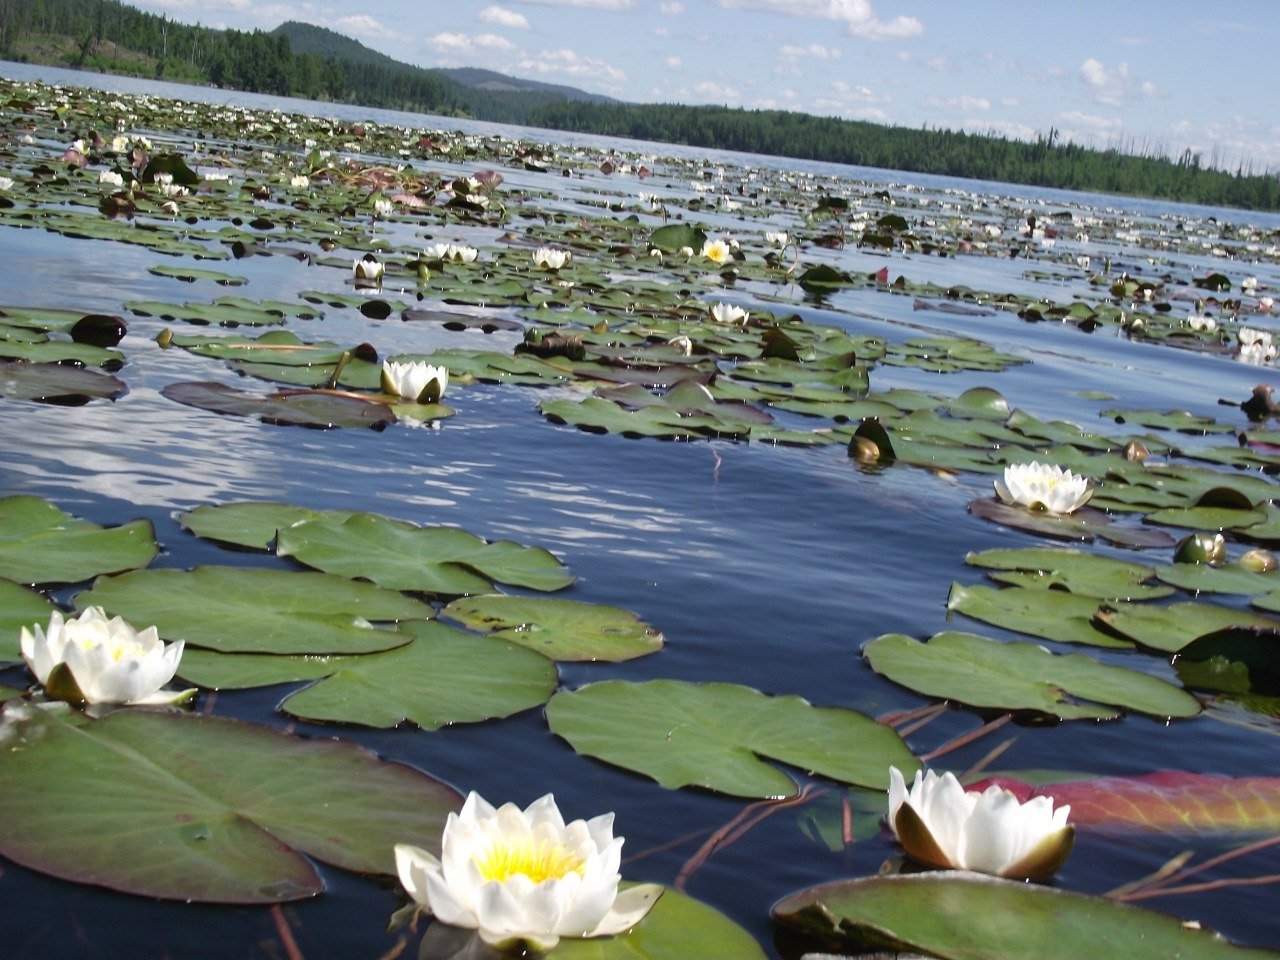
xmin=0 ymin=61 xmax=1277 ymax=959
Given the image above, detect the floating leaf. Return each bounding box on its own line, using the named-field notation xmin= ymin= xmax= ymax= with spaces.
xmin=648 ymin=223 xmax=707 ymax=253
xmin=545 ymin=679 xmax=917 ymax=799
xmin=968 ymin=499 xmax=1174 ymax=550
xmin=0 ymin=704 xmax=460 ymax=903
xmin=0 ymin=495 xmax=157 ymax=586
xmin=863 ymin=631 xmax=1199 ymax=720
xmin=1156 ymin=563 xmax=1280 ymax=596
xmin=76 ymin=566 xmax=428 ymax=654
xmin=946 ymin=583 xmax=1131 ymax=648
xmin=177 ymin=620 xmax=557 ymax=729
xmin=179 ymin=501 xmax=341 ymax=550
xmin=1095 ymin=602 xmax=1280 ymax=654
xmin=442 ymin=595 xmax=663 ymax=662
xmin=966 ymin=547 xmax=1171 ymax=601
xmin=161 ymin=381 xmax=395 ymax=429
xmin=772 ymin=873 xmax=1272 ymax=960
xmin=276 ymin=513 xmax=574 ymax=596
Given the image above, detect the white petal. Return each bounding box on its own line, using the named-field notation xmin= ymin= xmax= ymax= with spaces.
xmin=586 ymin=883 xmax=662 ymax=937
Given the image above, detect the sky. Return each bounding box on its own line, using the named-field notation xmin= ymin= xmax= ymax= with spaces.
xmin=130 ymin=0 xmax=1280 ymax=172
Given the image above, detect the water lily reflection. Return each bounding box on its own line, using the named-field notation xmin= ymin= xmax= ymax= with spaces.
xmin=888 ymin=767 xmax=1074 ymax=881
xmin=395 ymin=792 xmax=661 ymax=953
xmin=21 ymin=607 xmax=194 ymax=706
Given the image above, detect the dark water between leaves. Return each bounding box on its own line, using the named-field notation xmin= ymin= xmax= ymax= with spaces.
xmin=0 ymin=61 xmax=1278 ymax=959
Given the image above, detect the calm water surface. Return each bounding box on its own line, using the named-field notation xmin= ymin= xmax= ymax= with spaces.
xmin=0 ymin=62 xmax=1277 ymax=959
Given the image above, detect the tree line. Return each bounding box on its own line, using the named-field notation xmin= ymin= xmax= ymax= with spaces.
xmin=2 ymin=0 xmax=1277 ymax=210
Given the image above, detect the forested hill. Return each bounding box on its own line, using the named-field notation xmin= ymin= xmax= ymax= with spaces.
xmin=1 ymin=0 xmax=1278 ymax=210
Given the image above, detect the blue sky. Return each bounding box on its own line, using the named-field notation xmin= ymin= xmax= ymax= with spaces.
xmin=134 ymin=0 xmax=1280 ymax=171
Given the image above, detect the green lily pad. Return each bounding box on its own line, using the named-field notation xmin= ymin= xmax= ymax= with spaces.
xmin=649 ymin=224 xmax=707 ymax=253
xmin=0 ymin=495 xmax=157 ymax=586
xmin=161 ymin=382 xmax=396 ymax=429
xmin=967 ymin=500 xmax=1175 ymax=550
xmin=276 ymin=513 xmax=574 ymax=596
xmin=946 ymin=583 xmax=1131 ymax=648
xmin=863 ymin=631 xmax=1200 ymax=720
xmin=1156 ymin=563 xmax=1280 ymax=596
xmin=1100 ymin=408 xmax=1234 ymax=434
xmin=0 ymin=703 xmax=460 ymax=903
xmin=541 ymin=396 xmax=747 ymax=440
xmin=442 ymin=594 xmax=663 ymax=662
xmin=966 ymin=547 xmax=1171 ymax=601
xmin=1144 ymin=506 xmax=1269 ymax=531
xmin=179 ymin=501 xmax=342 ymax=550
xmin=0 ymin=360 xmax=127 ymax=403
xmin=772 ymin=873 xmax=1272 ymax=960
xmin=1096 ymin=602 xmax=1280 ymax=654
xmin=545 ymin=679 xmax=917 ymax=799
xmin=0 ymin=577 xmax=58 ymax=662
xmin=75 ymin=566 xmax=428 ymax=654
xmin=177 ymin=620 xmax=557 ymax=729
xmin=148 ymin=264 xmax=248 ymax=285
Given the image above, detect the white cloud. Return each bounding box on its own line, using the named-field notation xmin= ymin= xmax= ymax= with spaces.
xmin=330 ymin=14 xmax=396 ymax=41
xmin=478 ymin=5 xmax=532 ymax=28
xmin=1078 ymin=58 xmax=1159 ymax=107
xmin=923 ymin=94 xmax=991 ymax=112
xmin=665 ymin=55 xmax=682 ymax=69
xmin=1058 ymin=109 xmax=1122 ymax=135
xmin=779 ymin=42 xmax=842 ymax=60
xmin=694 ymin=80 xmax=742 ymax=102
xmin=426 ymin=32 xmax=516 ymax=57
xmin=712 ymin=0 xmax=923 ymax=40
xmin=516 ymin=48 xmax=628 ymax=86
xmin=660 ymin=1 xmax=684 ymax=13
xmin=510 ymin=0 xmax=633 ymax=8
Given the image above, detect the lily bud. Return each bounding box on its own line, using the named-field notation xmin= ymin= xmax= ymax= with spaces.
xmin=1174 ymin=532 xmax=1227 ymax=565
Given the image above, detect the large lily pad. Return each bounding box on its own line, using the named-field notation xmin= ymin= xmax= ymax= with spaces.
xmin=0 ymin=495 xmax=157 ymax=586
xmin=772 ymin=873 xmax=1274 ymax=960
xmin=863 ymin=631 xmax=1201 ymax=720
xmin=161 ymin=381 xmax=396 ymax=429
xmin=0 ymin=360 xmax=127 ymax=403
xmin=1155 ymin=563 xmax=1280 ymax=596
xmin=0 ymin=703 xmax=460 ymax=903
xmin=1095 ymin=602 xmax=1280 ymax=654
xmin=179 ymin=501 xmax=343 ymax=550
xmin=946 ymin=583 xmax=1131 ymax=648
xmin=965 ymin=547 xmax=1171 ymax=601
xmin=276 ymin=513 xmax=574 ymax=596
xmin=442 ymin=594 xmax=663 ymax=661
xmin=177 ymin=620 xmax=557 ymax=729
xmin=75 ymin=566 xmax=429 ymax=654
xmin=545 ymin=679 xmax=917 ymax=799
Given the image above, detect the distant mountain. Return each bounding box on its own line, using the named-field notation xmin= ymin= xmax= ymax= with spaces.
xmin=272 ymin=22 xmax=614 ymax=105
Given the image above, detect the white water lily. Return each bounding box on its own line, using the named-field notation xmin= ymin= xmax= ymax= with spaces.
xmin=353 ymin=255 xmax=384 ymax=282
xmin=425 ymin=242 xmax=479 ymax=264
xmin=109 ymin=133 xmax=130 ymax=153
xmin=534 ymin=247 xmax=571 ymax=270
xmin=395 ymin=792 xmax=661 ymax=952
xmin=708 ymin=301 xmax=749 ymax=325
xmin=994 ymin=461 xmax=1091 ymax=515
xmin=20 ymin=607 xmax=193 ymax=706
xmin=290 ymin=173 xmax=310 ymax=189
xmin=1185 ymin=312 xmax=1216 ymax=333
xmin=373 ymin=197 xmax=394 ymax=218
xmin=1238 ymin=327 xmax=1277 ymax=365
xmin=381 ymin=359 xmax=448 ymax=403
xmin=887 ymin=767 xmax=1074 ymax=881
xmin=99 ymin=169 xmax=124 ymax=187
xmin=0 ymin=175 xmax=12 ymax=191
xmin=700 ymin=238 xmax=733 ymax=264
xmin=765 ymin=231 xmax=789 ymax=247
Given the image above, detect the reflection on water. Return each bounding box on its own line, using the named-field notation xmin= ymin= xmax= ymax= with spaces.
xmin=1 ymin=62 xmax=1279 ymax=959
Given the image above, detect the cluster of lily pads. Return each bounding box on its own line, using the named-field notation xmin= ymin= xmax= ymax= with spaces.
xmin=1 ymin=72 xmax=1280 ymax=958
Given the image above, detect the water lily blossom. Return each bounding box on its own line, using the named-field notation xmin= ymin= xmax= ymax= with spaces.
xmin=765 ymin=231 xmax=789 ymax=248
xmin=1238 ymin=327 xmax=1277 ymax=365
xmin=20 ymin=607 xmax=194 ymax=706
xmin=381 ymin=359 xmax=448 ymax=403
xmin=700 ymin=238 xmax=733 ymax=264
xmin=994 ymin=461 xmax=1091 ymax=515
xmin=887 ymin=767 xmax=1074 ymax=881
xmin=534 ymin=247 xmax=571 ymax=270
xmin=395 ymin=792 xmax=661 ymax=952
xmin=290 ymin=173 xmax=310 ymax=189
xmin=708 ymin=301 xmax=749 ymax=325
xmin=425 ymin=242 xmax=479 ymax=264
xmin=353 ymin=254 xmax=384 ymax=282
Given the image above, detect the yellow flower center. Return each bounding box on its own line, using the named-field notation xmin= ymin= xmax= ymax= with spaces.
xmin=474 ymin=837 xmax=585 ymax=884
